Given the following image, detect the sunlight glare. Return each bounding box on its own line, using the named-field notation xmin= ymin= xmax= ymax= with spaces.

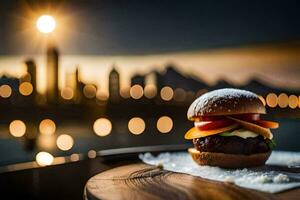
xmin=36 ymin=15 xmax=56 ymax=34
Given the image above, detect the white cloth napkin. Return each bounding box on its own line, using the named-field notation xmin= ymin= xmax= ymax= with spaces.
xmin=139 ymin=151 xmax=300 ymax=193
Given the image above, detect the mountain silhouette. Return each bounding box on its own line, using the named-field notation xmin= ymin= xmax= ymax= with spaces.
xmin=210 ymin=79 xmax=233 ymax=90
xmin=241 ymin=78 xmax=294 ymax=95
xmin=130 ymin=65 xmax=300 ymax=95
xmin=156 ymin=64 xmax=208 ymax=91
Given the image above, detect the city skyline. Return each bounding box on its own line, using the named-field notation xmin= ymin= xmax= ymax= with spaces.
xmin=0 ymin=41 xmax=300 ymax=94
xmin=0 ymin=42 xmax=300 ymax=111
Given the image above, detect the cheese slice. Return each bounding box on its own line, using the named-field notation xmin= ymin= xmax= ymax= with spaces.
xmin=226 ymin=116 xmax=273 ymax=139
xmin=220 ymin=129 xmax=258 ymax=139
xmin=184 ymin=123 xmax=239 ymax=140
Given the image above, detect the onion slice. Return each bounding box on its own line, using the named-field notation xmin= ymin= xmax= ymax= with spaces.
xmin=227 ymin=116 xmax=273 ymax=139
xmin=255 ymin=120 xmax=279 ymax=129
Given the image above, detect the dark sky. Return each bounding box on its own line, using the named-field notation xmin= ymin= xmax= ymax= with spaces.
xmin=0 ymin=0 xmax=299 ymax=55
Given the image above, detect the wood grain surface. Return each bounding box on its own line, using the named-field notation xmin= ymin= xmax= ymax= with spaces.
xmin=85 ymin=163 xmax=300 ymax=200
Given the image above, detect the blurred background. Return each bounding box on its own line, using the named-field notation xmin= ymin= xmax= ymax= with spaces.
xmin=0 ymin=0 xmax=299 ymax=199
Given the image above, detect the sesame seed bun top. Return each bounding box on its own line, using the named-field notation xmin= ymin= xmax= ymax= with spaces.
xmin=187 ymin=88 xmax=266 ymax=120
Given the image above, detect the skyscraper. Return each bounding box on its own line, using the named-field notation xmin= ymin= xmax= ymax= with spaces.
xmin=109 ymin=66 xmax=120 ymax=102
xmin=25 ymin=59 xmax=37 ymax=93
xmin=74 ymin=66 xmax=85 ymax=103
xmin=46 ymin=46 xmax=59 ymax=104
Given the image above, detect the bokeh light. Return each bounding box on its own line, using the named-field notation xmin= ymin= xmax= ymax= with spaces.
xmin=173 ymin=88 xmax=186 ymax=102
xmin=0 ymin=84 xmax=12 ymax=98
xmin=36 ymin=152 xmax=54 ymax=166
xmin=288 ymin=95 xmax=298 ymax=109
xmin=266 ymin=93 xmax=278 ymax=108
xmin=56 ymin=134 xmax=74 ymax=151
xmin=61 ymin=87 xmax=74 ymax=100
xmin=19 ymin=82 xmax=33 ymax=96
xmin=37 ymin=135 xmax=56 ymax=150
xmin=128 ymin=117 xmax=145 ymax=135
xmin=70 ymin=153 xmax=80 ymax=162
xmin=88 ymin=150 xmax=97 ymax=158
xmin=130 ymin=84 xmax=143 ymax=99
xmin=93 ymin=118 xmax=112 ymax=136
xmin=9 ymin=120 xmax=26 ymax=137
xmin=39 ymin=119 xmax=56 ymax=135
xmin=83 ymin=84 xmax=97 ymax=99
xmin=278 ymin=93 xmax=289 ymax=108
xmin=160 ymin=86 xmax=173 ymax=101
xmin=120 ymin=87 xmax=130 ymax=99
xmin=144 ymin=84 xmax=157 ymax=98
xmin=96 ymin=92 xmax=109 ymax=101
xmin=36 ymin=15 xmax=56 ymax=34
xmin=157 ymin=116 xmax=173 ymax=133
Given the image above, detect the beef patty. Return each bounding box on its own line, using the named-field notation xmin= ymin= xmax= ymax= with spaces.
xmin=193 ymin=135 xmax=269 ymax=155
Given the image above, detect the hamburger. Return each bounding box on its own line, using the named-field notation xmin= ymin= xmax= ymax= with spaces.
xmin=185 ymin=88 xmax=278 ymax=168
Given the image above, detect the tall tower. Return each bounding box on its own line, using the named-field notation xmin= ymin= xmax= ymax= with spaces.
xmin=25 ymin=59 xmax=37 ymax=101
xmin=46 ymin=46 xmax=59 ymax=104
xmin=25 ymin=59 xmax=37 ymax=92
xmin=75 ymin=67 xmax=80 ymax=91
xmin=74 ymin=66 xmax=84 ymax=103
xmin=109 ymin=66 xmax=120 ymax=102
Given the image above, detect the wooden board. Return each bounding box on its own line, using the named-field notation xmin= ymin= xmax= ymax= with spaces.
xmin=85 ymin=163 xmax=300 ymax=200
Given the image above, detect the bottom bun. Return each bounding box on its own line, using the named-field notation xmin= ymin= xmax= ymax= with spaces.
xmin=188 ymin=148 xmax=271 ymax=168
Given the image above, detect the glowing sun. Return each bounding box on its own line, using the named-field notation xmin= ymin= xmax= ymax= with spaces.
xmin=36 ymin=15 xmax=56 ymax=34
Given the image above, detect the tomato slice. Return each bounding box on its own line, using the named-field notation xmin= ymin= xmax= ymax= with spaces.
xmin=194 ymin=119 xmax=235 ymax=131
xmin=255 ymin=120 xmax=279 ymax=129
xmin=194 ymin=116 xmax=224 ymax=122
xmin=185 ymin=123 xmax=239 ymax=139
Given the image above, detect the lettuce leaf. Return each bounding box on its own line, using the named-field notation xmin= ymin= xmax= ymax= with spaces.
xmin=219 ymin=132 xmax=233 ymax=136
xmin=266 ymin=139 xmax=276 ymax=149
